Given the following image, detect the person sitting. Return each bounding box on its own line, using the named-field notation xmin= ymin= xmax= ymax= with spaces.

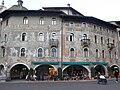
xmin=113 ymin=69 xmax=119 ymax=83
xmin=98 ymin=74 xmax=107 ymax=85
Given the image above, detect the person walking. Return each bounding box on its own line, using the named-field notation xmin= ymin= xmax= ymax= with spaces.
xmin=114 ymin=69 xmax=119 ymax=83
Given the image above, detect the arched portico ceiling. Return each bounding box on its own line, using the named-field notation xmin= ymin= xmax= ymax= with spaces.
xmin=9 ymin=63 xmax=30 ymax=71
xmin=63 ymin=65 xmax=89 ymax=73
xmin=34 ymin=64 xmax=57 ymax=71
xmin=110 ymin=64 xmax=120 ymax=69
xmin=63 ymin=65 xmax=89 ymax=71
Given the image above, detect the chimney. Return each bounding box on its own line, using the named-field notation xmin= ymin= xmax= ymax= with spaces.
xmin=2 ymin=0 xmax=4 ymax=6
xmin=17 ymin=0 xmax=23 ymax=6
xmin=67 ymin=4 xmax=70 ymax=7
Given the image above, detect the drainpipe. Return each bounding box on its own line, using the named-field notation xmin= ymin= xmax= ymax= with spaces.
xmin=57 ymin=18 xmax=64 ymax=80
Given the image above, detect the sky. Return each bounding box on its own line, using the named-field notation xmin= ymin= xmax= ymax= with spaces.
xmin=2 ymin=0 xmax=120 ymax=21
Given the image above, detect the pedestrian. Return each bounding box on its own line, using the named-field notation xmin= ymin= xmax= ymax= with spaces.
xmin=20 ymin=71 xmax=23 ymax=79
xmin=114 ymin=69 xmax=119 ymax=83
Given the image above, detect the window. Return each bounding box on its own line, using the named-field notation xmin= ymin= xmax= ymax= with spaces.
xmin=119 ymin=31 xmax=120 ymax=37
xmin=4 ymin=34 xmax=7 ymax=42
xmin=95 ymin=35 xmax=97 ymax=43
xmin=112 ymin=31 xmax=113 ymax=34
xmin=6 ymin=19 xmax=8 ymax=26
xmin=51 ymin=48 xmax=57 ymax=57
xmin=69 ymin=33 xmax=74 ymax=42
xmin=94 ymin=25 xmax=96 ymax=29
xmin=100 ymin=27 xmax=102 ymax=31
xmin=84 ymin=48 xmax=88 ymax=57
xmin=101 ymin=37 xmax=103 ymax=44
xmin=38 ymin=48 xmax=43 ymax=57
xmin=114 ymin=52 xmax=117 ymax=59
xmin=39 ymin=17 xmax=44 ymax=25
xmin=69 ymin=22 xmax=75 ymax=28
xmin=113 ymin=40 xmax=115 ymax=44
xmin=109 ymin=51 xmax=112 ymax=59
xmin=38 ymin=33 xmax=44 ymax=41
xmin=23 ymin=17 xmax=28 ymax=24
xmin=22 ymin=33 xmax=27 ymax=41
xmin=52 ymin=18 xmax=56 ymax=25
xmin=82 ymin=22 xmax=86 ymax=27
xmin=83 ymin=34 xmax=87 ymax=39
xmin=52 ymin=33 xmax=56 ymax=39
xmin=70 ymin=48 xmax=74 ymax=57
xmin=21 ymin=48 xmax=25 ymax=57
xmin=107 ymin=38 xmax=109 ymax=43
xmin=102 ymin=50 xmax=105 ymax=58
xmin=96 ymin=49 xmax=99 ymax=58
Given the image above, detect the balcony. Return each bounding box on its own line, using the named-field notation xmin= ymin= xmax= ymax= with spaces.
xmin=81 ymin=39 xmax=90 ymax=47
xmin=107 ymin=43 xmax=115 ymax=50
xmin=49 ymin=39 xmax=59 ymax=48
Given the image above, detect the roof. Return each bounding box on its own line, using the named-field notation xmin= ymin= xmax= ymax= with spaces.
xmin=0 ymin=8 xmax=119 ymax=29
xmin=61 ymin=15 xmax=119 ymax=29
xmin=43 ymin=7 xmax=84 ymax=16
xmin=8 ymin=5 xmax=28 ymax=10
xmin=0 ymin=10 xmax=65 ymax=18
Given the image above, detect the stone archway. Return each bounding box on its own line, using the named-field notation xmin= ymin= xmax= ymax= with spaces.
xmin=10 ymin=64 xmax=29 ymax=80
xmin=34 ymin=65 xmax=56 ymax=80
xmin=108 ymin=64 xmax=120 ymax=77
xmin=94 ymin=65 xmax=105 ymax=75
xmin=63 ymin=65 xmax=89 ymax=80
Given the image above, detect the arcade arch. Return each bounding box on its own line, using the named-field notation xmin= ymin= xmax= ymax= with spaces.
xmin=63 ymin=65 xmax=89 ymax=80
xmin=10 ymin=63 xmax=29 ymax=80
xmin=34 ymin=65 xmax=57 ymax=80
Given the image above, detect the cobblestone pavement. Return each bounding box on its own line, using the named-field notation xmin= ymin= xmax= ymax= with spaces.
xmin=0 ymin=79 xmax=120 ymax=90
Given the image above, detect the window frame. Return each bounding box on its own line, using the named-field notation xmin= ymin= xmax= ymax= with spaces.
xmin=38 ymin=48 xmax=43 ymax=57
xmin=23 ymin=17 xmax=28 ymax=25
xmin=51 ymin=48 xmax=57 ymax=58
xmin=83 ymin=48 xmax=89 ymax=57
xmin=21 ymin=32 xmax=27 ymax=41
xmin=20 ymin=48 xmax=26 ymax=57
xmin=38 ymin=32 xmax=44 ymax=41
xmin=39 ymin=17 xmax=44 ymax=25
xmin=70 ymin=48 xmax=75 ymax=58
xmin=52 ymin=18 xmax=57 ymax=25
xmin=69 ymin=33 xmax=74 ymax=42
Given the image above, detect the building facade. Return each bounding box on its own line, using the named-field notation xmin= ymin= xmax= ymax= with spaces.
xmin=0 ymin=0 xmax=120 ymax=80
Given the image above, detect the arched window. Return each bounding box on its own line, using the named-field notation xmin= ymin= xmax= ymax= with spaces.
xmin=23 ymin=17 xmax=28 ymax=24
xmin=52 ymin=18 xmax=56 ymax=25
xmin=21 ymin=48 xmax=25 ymax=57
xmin=39 ymin=17 xmax=44 ymax=25
xmin=38 ymin=48 xmax=43 ymax=57
xmin=101 ymin=37 xmax=103 ymax=44
xmin=82 ymin=22 xmax=86 ymax=27
xmin=102 ymin=50 xmax=105 ymax=58
xmin=114 ymin=52 xmax=117 ymax=59
xmin=95 ymin=35 xmax=97 ymax=43
xmin=38 ymin=33 xmax=44 ymax=41
xmin=107 ymin=38 xmax=109 ymax=43
xmin=113 ymin=40 xmax=115 ymax=44
xmin=69 ymin=33 xmax=74 ymax=42
xmin=69 ymin=22 xmax=75 ymax=28
xmin=84 ymin=48 xmax=88 ymax=57
xmin=70 ymin=48 xmax=74 ymax=57
xmin=96 ymin=49 xmax=99 ymax=58
xmin=83 ymin=34 xmax=87 ymax=39
xmin=22 ymin=33 xmax=26 ymax=41
xmin=51 ymin=48 xmax=57 ymax=57
xmin=6 ymin=19 xmax=9 ymax=26
xmin=52 ymin=33 xmax=56 ymax=39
